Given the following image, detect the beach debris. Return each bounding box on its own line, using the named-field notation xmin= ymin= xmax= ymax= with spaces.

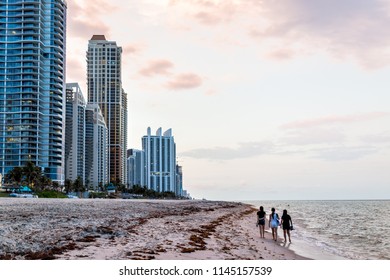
xmin=0 ymin=199 xmax=302 ymax=260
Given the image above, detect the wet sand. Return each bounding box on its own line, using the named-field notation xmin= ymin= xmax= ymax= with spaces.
xmin=0 ymin=198 xmax=308 ymax=260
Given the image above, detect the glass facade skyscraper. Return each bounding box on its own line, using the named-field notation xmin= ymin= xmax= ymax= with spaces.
xmin=0 ymin=0 xmax=67 ymax=183
xmin=142 ymin=127 xmax=177 ymax=194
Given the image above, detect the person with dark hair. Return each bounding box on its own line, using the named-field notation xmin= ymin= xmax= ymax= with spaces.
xmin=269 ymin=207 xmax=280 ymax=241
xmin=281 ymin=209 xmax=293 ymax=243
xmin=256 ymin=206 xmax=266 ymax=238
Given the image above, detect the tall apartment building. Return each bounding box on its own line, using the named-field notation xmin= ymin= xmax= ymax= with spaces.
xmin=65 ymin=83 xmax=86 ymax=183
xmin=87 ymin=35 xmax=127 ymax=185
xmin=127 ymin=148 xmax=145 ymax=188
xmin=85 ymin=103 xmax=108 ymax=190
xmin=0 ymin=0 xmax=67 ymax=183
xmin=176 ymin=164 xmax=183 ymax=197
xmin=142 ymin=127 xmax=177 ymax=194
xmin=64 ymin=87 xmax=108 ymax=190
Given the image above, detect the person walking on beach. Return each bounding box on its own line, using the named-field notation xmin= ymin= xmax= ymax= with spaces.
xmin=281 ymin=209 xmax=293 ymax=243
xmin=256 ymin=206 xmax=266 ymax=238
xmin=269 ymin=208 xmax=280 ymax=241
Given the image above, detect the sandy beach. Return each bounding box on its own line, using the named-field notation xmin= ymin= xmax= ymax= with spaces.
xmin=0 ymin=198 xmax=307 ymax=260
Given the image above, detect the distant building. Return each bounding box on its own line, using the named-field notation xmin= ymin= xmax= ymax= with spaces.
xmin=87 ymin=35 xmax=128 ymax=185
xmin=127 ymin=149 xmax=145 ymax=188
xmin=182 ymin=190 xmax=191 ymax=199
xmin=65 ymin=83 xmax=86 ymax=184
xmin=176 ymin=164 xmax=183 ymax=196
xmin=85 ymin=104 xmax=108 ymax=190
xmin=142 ymin=127 xmax=177 ymax=194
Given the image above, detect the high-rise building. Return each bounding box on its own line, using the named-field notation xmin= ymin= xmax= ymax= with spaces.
xmin=142 ymin=127 xmax=177 ymax=194
xmin=65 ymin=83 xmax=86 ymax=184
xmin=176 ymin=164 xmax=183 ymax=197
xmin=0 ymin=0 xmax=67 ymax=183
xmin=127 ymin=148 xmax=145 ymax=188
xmin=87 ymin=35 xmax=127 ymax=185
xmin=85 ymin=103 xmax=108 ymax=190
xmin=122 ymin=89 xmax=128 ymax=186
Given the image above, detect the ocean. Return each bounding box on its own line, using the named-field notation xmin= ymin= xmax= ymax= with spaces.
xmin=244 ymin=200 xmax=390 ymax=260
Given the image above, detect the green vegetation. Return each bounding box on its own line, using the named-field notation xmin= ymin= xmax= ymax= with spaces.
xmin=64 ymin=176 xmax=86 ymax=193
xmin=127 ymin=185 xmax=177 ymax=199
xmin=3 ymin=163 xmax=183 ymax=200
xmin=4 ymin=162 xmax=54 ymax=192
xmin=0 ymin=192 xmax=9 ymax=198
xmin=89 ymin=192 xmax=106 ymax=199
xmin=36 ymin=190 xmax=67 ymax=199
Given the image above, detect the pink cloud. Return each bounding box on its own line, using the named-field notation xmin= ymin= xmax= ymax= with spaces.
xmin=67 ymin=0 xmax=117 ymax=39
xmin=123 ymin=43 xmax=145 ymax=55
xmin=169 ymin=0 xmax=240 ymax=26
xmin=68 ymin=0 xmax=118 ymax=15
xmin=68 ymin=18 xmax=111 ymax=40
xmin=205 ymin=89 xmax=217 ymax=96
xmin=194 ymin=11 xmax=222 ymax=25
xmin=66 ymin=57 xmax=88 ymax=95
xmin=166 ymin=73 xmax=203 ymax=90
xmin=248 ymin=0 xmax=390 ymax=68
xmin=139 ymin=60 xmax=174 ymax=77
xmin=141 ymin=0 xmax=390 ymax=68
xmin=281 ymin=112 xmax=390 ymax=129
xmin=265 ymin=48 xmax=295 ymax=61
xmin=137 ymin=58 xmax=203 ymax=91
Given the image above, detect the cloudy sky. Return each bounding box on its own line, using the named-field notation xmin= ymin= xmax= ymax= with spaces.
xmin=66 ymin=0 xmax=390 ymax=201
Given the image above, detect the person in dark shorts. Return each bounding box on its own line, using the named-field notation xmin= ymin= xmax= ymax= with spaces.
xmin=281 ymin=209 xmax=293 ymax=243
xmin=256 ymin=206 xmax=266 ymax=238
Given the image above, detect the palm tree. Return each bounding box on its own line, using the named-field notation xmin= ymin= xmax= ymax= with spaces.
xmin=52 ymin=181 xmax=60 ymax=192
xmin=4 ymin=162 xmax=57 ymax=193
xmin=22 ymin=161 xmax=41 ymax=188
xmin=37 ymin=175 xmax=52 ymax=191
xmin=64 ymin=179 xmax=73 ymax=193
xmin=98 ymin=182 xmax=104 ymax=192
xmin=73 ymin=176 xmax=85 ymax=193
xmin=5 ymin=166 xmax=23 ymax=186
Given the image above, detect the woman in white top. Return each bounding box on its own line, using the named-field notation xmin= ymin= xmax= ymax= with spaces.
xmin=269 ymin=207 xmax=280 ymax=242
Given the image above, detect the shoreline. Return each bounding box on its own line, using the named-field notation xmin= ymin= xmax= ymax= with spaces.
xmin=0 ymin=198 xmax=340 ymax=260
xmin=244 ymin=202 xmax=347 ymax=260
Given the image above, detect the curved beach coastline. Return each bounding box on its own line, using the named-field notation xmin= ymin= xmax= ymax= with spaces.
xmin=0 ymin=198 xmax=316 ymax=260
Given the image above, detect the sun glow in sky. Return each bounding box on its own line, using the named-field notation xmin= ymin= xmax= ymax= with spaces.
xmin=66 ymin=0 xmax=390 ymax=200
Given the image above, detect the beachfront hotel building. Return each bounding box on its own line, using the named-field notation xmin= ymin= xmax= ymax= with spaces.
xmin=127 ymin=148 xmax=145 ymax=188
xmin=87 ymin=35 xmax=127 ymax=185
xmin=0 ymin=0 xmax=67 ymax=183
xmin=142 ymin=127 xmax=178 ymax=194
xmin=65 ymin=83 xmax=86 ymax=184
xmin=85 ymin=103 xmax=108 ymax=190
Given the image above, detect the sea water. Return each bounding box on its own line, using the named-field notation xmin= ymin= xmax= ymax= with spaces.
xmin=244 ymin=200 xmax=390 ymax=260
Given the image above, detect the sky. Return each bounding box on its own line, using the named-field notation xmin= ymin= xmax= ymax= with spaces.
xmin=65 ymin=0 xmax=390 ymax=201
